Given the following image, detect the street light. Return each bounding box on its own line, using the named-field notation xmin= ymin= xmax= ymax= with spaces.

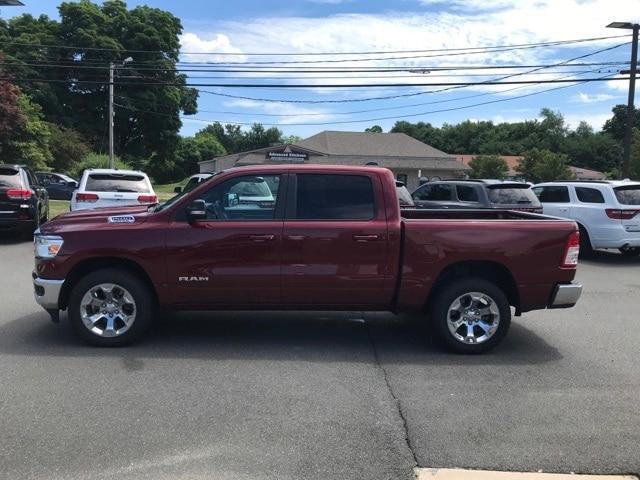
xmin=607 ymin=21 xmax=639 ymax=178
xmin=108 ymin=57 xmax=134 ymax=168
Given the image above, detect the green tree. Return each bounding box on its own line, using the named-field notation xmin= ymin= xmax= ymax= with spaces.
xmin=603 ymin=104 xmax=640 ymax=141
xmin=47 ymin=124 xmax=91 ymax=173
xmin=68 ymin=152 xmax=130 ymax=179
xmin=468 ymin=154 xmax=509 ymax=179
xmin=630 ymin=128 xmax=640 ymax=180
xmin=1 ymin=0 xmax=198 ymax=179
xmin=176 ymin=131 xmax=226 ymax=177
xmin=365 ymin=125 xmax=383 ymax=133
xmin=517 ymin=148 xmax=574 ymax=183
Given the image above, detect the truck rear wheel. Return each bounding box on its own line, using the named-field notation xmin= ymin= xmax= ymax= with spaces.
xmin=429 ymin=278 xmax=511 ymax=354
xmin=68 ymin=268 xmax=153 ymax=346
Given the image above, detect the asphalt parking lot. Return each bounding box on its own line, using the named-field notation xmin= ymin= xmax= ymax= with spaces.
xmin=1 ymin=235 xmax=639 ymax=480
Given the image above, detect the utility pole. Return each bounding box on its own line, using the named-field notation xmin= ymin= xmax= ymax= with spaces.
xmin=622 ymin=25 xmax=639 ymax=178
xmin=607 ymin=22 xmax=640 ymax=178
xmin=108 ymin=62 xmax=115 ymax=169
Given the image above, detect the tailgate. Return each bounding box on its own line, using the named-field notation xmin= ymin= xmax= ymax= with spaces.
xmin=613 ymin=185 xmax=640 ymax=233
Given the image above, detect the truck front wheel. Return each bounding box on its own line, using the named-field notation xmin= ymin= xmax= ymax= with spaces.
xmin=429 ymin=278 xmax=511 ymax=354
xmin=68 ymin=268 xmax=153 ymax=347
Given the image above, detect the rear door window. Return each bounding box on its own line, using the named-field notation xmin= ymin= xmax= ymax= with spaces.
xmin=85 ymin=174 xmax=150 ymax=193
xmin=535 ymin=186 xmax=570 ymax=203
xmin=575 ymin=187 xmax=605 ymax=203
xmin=413 ymin=184 xmax=453 ymax=201
xmin=487 ymin=185 xmax=539 ymax=205
xmin=0 ymin=168 xmax=23 ymax=188
xmin=614 ymin=186 xmax=640 ymax=205
xmin=294 ymin=174 xmax=374 ymax=220
xmin=456 ymin=185 xmax=479 ymax=202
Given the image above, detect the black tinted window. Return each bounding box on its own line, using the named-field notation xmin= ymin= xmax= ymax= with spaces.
xmin=487 ymin=186 xmax=539 ymax=205
xmin=85 ymin=174 xmax=150 ymax=193
xmin=0 ymin=168 xmax=22 ymax=188
xmin=614 ymin=186 xmax=640 ymax=205
xmin=536 ymin=186 xmax=570 ymax=203
xmin=295 ymin=174 xmax=374 ymax=220
xmin=576 ymin=187 xmax=605 ymax=203
xmin=414 ymin=184 xmax=452 ymax=201
xmin=456 ymin=185 xmax=479 ymax=202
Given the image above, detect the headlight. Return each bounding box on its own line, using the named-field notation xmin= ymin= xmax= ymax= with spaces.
xmin=34 ymin=234 xmax=64 ymax=259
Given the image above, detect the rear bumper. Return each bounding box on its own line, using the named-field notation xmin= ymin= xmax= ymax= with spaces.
xmin=32 ymin=271 xmax=64 ymax=310
xmin=548 ymin=282 xmax=582 ymax=308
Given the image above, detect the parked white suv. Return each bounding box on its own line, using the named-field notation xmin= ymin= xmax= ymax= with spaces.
xmin=70 ymin=169 xmax=157 ymax=211
xmin=532 ymin=180 xmax=640 ymax=256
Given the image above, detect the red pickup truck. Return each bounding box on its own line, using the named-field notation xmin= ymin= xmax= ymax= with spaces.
xmin=32 ymin=165 xmax=582 ymax=353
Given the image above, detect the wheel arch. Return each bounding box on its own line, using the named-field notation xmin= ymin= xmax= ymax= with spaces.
xmin=59 ymin=257 xmax=158 ymax=310
xmin=425 ymin=260 xmax=520 ymax=314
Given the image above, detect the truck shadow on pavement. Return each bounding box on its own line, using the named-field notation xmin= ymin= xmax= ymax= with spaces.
xmin=0 ymin=310 xmax=562 ymax=367
xmin=0 ymin=232 xmax=31 ymax=245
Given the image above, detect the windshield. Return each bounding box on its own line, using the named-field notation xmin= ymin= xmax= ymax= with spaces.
xmin=153 ymin=172 xmax=220 ymax=212
xmin=85 ymin=173 xmax=150 ymax=193
xmin=0 ymin=168 xmax=22 ymax=188
xmin=487 ymin=185 xmax=539 ymax=205
xmin=614 ymin=185 xmax=640 ymax=205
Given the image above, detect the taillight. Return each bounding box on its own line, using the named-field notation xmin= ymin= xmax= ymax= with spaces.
xmin=605 ymin=209 xmax=640 ymax=220
xmin=561 ymin=230 xmax=580 ymax=268
xmin=137 ymin=194 xmax=157 ymax=204
xmin=76 ymin=193 xmax=99 ymax=202
xmin=6 ymin=188 xmax=32 ymax=200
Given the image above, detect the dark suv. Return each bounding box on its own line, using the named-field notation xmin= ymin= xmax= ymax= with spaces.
xmin=0 ymin=164 xmax=49 ymax=234
xmin=35 ymin=172 xmax=78 ymax=200
xmin=412 ymin=179 xmax=542 ymax=213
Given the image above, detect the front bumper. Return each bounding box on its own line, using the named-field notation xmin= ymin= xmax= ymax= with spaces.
xmin=32 ymin=271 xmax=64 ymax=310
xmin=548 ymin=282 xmax=582 ymax=309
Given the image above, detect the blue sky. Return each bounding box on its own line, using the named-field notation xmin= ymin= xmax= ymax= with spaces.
xmin=3 ymin=0 xmax=639 ymax=139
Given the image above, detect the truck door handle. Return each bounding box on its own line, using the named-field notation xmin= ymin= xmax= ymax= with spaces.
xmin=353 ymin=234 xmax=380 ymax=242
xmin=249 ymin=234 xmax=276 ymax=242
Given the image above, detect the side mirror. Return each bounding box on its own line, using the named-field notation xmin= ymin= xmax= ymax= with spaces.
xmin=68 ymin=181 xmax=78 ymax=188
xmin=174 ymin=186 xmax=182 ymax=194
xmin=186 ymin=199 xmax=207 ymax=222
xmin=225 ymin=192 xmax=239 ymax=207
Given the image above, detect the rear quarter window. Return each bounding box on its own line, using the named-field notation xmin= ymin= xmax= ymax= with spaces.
xmin=85 ymin=174 xmax=150 ymax=193
xmin=614 ymin=186 xmax=640 ymax=205
xmin=0 ymin=168 xmax=23 ymax=188
xmin=575 ymin=187 xmax=605 ymax=203
xmin=487 ymin=186 xmax=539 ymax=205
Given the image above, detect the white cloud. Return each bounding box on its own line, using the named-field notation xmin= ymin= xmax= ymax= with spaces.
xmin=223 ymin=99 xmax=334 ymax=124
xmin=179 ymin=32 xmax=246 ymax=62
xmin=573 ymin=92 xmax=616 ymax=103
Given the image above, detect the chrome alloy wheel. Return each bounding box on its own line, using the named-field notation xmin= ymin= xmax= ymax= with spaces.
xmin=447 ymin=291 xmax=500 ymax=345
xmin=79 ymin=283 xmax=137 ymax=337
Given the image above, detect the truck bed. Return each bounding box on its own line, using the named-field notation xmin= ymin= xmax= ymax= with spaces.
xmin=397 ymin=209 xmax=579 ymax=313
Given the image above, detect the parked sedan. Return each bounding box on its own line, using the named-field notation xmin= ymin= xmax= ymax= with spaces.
xmin=70 ymin=169 xmax=157 ymax=211
xmin=0 ymin=164 xmax=49 ymax=234
xmin=412 ymin=179 xmax=542 ymax=213
xmin=36 ymin=172 xmax=78 ymax=200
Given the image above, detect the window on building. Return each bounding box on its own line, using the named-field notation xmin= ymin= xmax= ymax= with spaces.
xmin=294 ymin=174 xmax=375 ymax=220
xmin=575 ymin=187 xmax=605 ymax=204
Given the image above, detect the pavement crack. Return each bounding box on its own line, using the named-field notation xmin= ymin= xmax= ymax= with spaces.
xmin=363 ymin=317 xmax=419 ymax=469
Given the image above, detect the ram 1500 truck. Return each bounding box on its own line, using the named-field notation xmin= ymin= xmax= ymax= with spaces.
xmin=32 ymin=165 xmax=582 ymax=353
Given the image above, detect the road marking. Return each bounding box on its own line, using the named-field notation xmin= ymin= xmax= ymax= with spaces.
xmin=415 ymin=468 xmax=638 ymax=480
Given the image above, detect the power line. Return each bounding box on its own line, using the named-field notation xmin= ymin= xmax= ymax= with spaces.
xmin=112 ymin=73 xmax=618 ymax=127
xmin=114 ymin=66 xmax=610 ymax=118
xmin=1 ymin=76 xmax=629 ymax=88
xmin=2 ymin=33 xmax=630 ymax=56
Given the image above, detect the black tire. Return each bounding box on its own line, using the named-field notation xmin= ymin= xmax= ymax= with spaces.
xmin=578 ymin=225 xmax=594 ymax=258
xmin=68 ymin=268 xmax=154 ymax=347
xmin=429 ymin=278 xmax=511 ymax=354
xmin=619 ymin=246 xmax=640 ymax=257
